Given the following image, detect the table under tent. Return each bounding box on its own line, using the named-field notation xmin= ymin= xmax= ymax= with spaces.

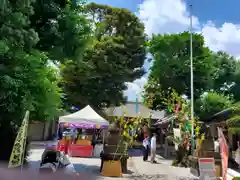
xmin=57 ymin=105 xmax=109 ymax=157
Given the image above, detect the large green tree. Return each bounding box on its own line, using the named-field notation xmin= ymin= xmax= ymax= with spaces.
xmin=143 ymin=32 xmax=218 ymax=110
xmin=0 ymin=0 xmax=61 ymax=161
xmin=212 ymin=52 xmax=236 ymax=92
xmin=208 ymin=51 xmax=240 ymax=102
xmin=195 ymin=92 xmax=233 ymax=121
xmin=228 ymin=61 xmax=240 ymax=101
xmin=61 ymin=3 xmax=146 ymax=109
xmin=30 ymin=0 xmax=91 ymax=62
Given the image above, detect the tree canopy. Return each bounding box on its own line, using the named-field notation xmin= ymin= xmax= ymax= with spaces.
xmin=0 ymin=0 xmax=60 ymax=125
xmin=143 ymin=32 xmax=217 ymax=110
xmin=61 ymin=3 xmax=146 ymax=109
xmin=30 ymin=0 xmax=91 ymax=63
xmin=195 ymin=92 xmax=233 ymax=121
xmin=0 ymin=0 xmax=92 ymax=127
xmin=0 ymin=0 xmax=69 ymax=161
xmin=143 ymin=32 xmax=240 ymax=112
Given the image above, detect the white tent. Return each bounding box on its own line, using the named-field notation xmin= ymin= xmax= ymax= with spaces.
xmin=59 ymin=105 xmax=109 ymax=126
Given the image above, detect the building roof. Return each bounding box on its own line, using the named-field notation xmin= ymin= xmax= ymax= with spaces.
xmin=205 ymin=108 xmax=232 ymax=123
xmin=105 ymin=101 xmax=165 ymax=119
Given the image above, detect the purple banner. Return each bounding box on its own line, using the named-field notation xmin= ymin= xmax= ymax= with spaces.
xmin=60 ymin=122 xmax=108 ymax=129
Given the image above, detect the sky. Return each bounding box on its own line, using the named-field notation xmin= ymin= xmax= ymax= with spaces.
xmin=89 ymin=0 xmax=240 ymax=101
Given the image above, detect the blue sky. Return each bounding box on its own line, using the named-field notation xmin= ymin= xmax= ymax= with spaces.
xmin=89 ymin=0 xmax=240 ymax=101
xmin=89 ymin=0 xmax=240 ymax=24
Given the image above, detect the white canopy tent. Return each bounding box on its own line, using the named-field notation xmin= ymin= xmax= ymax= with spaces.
xmin=59 ymin=105 xmax=109 ymax=126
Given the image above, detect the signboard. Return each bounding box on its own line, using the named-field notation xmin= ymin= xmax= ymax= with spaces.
xmin=198 ymin=158 xmax=217 ymax=180
xmin=218 ymin=127 xmax=228 ymax=180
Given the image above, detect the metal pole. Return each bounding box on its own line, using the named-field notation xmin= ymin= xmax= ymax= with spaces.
xmin=189 ymin=4 xmax=195 ymax=154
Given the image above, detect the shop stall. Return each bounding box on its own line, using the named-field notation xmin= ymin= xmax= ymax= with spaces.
xmin=58 ymin=105 xmax=109 ymax=157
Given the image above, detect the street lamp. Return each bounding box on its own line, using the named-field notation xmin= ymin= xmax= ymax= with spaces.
xmin=189 ymin=4 xmax=195 ymax=153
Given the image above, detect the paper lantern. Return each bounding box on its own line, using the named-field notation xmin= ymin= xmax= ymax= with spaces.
xmin=96 ymin=124 xmax=100 ymax=129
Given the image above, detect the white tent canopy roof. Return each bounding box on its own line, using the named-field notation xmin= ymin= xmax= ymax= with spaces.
xmin=59 ymin=105 xmax=109 ymax=126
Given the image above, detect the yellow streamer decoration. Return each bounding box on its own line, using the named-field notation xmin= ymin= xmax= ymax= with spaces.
xmin=8 ymin=111 xmax=30 ymax=168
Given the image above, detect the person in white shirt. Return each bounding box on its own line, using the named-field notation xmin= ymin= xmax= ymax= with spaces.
xmin=61 ymin=153 xmax=79 ymax=175
xmin=150 ymin=133 xmax=157 ymax=163
xmin=214 ymin=136 xmax=220 ymax=153
xmin=142 ymin=136 xmax=149 ymax=161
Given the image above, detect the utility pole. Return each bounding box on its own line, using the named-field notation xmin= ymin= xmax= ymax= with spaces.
xmin=189 ymin=3 xmax=195 ymax=154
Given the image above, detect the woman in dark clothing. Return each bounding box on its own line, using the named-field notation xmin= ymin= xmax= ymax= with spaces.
xmin=143 ymin=136 xmax=150 ymax=161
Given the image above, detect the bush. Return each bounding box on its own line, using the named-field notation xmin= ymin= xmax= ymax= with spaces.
xmin=232 ymin=177 xmax=240 ymax=180
xmin=0 ymin=125 xmax=15 ymax=162
xmin=195 ymin=92 xmax=233 ymax=121
xmin=171 ymin=160 xmax=178 ymax=166
xmin=173 ymin=144 xmax=189 ymax=167
xmin=0 ymin=125 xmax=30 ymax=167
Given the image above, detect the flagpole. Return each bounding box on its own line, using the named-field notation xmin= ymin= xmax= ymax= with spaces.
xmin=189 ymin=3 xmax=195 ymax=154
xmin=136 ymin=94 xmax=139 ymax=114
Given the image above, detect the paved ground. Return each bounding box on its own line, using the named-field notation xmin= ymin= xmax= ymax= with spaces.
xmin=28 ymin=143 xmax=198 ymax=180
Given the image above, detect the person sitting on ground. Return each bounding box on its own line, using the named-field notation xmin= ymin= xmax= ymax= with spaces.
xmin=60 ymin=152 xmax=79 ymax=176
xmin=39 ymin=150 xmax=61 ymax=174
xmin=40 ymin=150 xmax=79 ymax=176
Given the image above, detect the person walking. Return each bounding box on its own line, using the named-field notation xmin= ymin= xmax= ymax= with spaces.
xmin=150 ymin=133 xmax=157 ymax=163
xmin=143 ymin=136 xmax=149 ymax=161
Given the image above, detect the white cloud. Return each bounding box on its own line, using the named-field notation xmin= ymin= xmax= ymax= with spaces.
xmin=138 ymin=0 xmax=199 ymax=36
xmin=202 ymin=22 xmax=240 ymax=57
xmin=125 ymin=0 xmax=240 ymax=100
xmin=138 ymin=0 xmax=240 ymax=57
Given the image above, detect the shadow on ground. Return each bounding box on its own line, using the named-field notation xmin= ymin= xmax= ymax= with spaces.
xmin=73 ymin=163 xmax=100 ymax=173
xmin=128 ymin=149 xmax=143 ymax=157
xmin=28 ymin=160 xmax=105 ymax=179
xmin=128 ymin=148 xmax=163 ymax=156
xmin=129 ymin=174 xmax=199 ymax=180
xmin=129 ymin=148 xmax=175 ymax=160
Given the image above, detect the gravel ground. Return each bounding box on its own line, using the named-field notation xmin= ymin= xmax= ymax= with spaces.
xmin=127 ymin=156 xmax=198 ymax=180
xmin=28 ymin=144 xmax=198 ymax=180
